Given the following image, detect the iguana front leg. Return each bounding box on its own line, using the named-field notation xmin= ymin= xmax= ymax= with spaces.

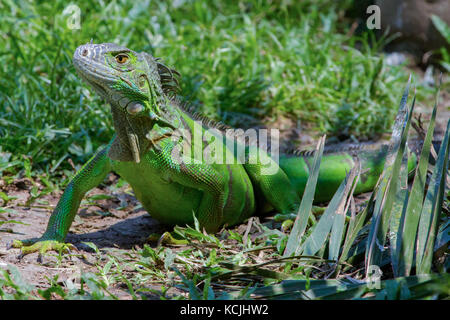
xmin=177 ymin=162 xmax=227 ymax=232
xmin=154 ymin=143 xmax=228 ymax=233
xmin=11 ymin=146 xmax=112 ymax=256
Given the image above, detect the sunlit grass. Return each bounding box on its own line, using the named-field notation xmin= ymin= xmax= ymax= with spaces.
xmin=0 ymin=0 xmax=429 ymax=178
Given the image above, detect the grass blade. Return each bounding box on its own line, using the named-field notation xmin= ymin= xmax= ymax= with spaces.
xmin=249 ymin=278 xmax=359 ymax=299
xmin=247 ymin=274 xmax=449 ymax=300
xmin=328 ymin=164 xmax=360 ymax=261
xmin=397 ymin=88 xmax=439 ymax=276
xmin=416 ymin=118 xmax=450 ymax=274
xmin=284 ymin=135 xmax=326 ymax=257
xmin=365 ymin=81 xmax=415 ymax=275
xmin=336 ymin=191 xmax=374 ymax=274
xmin=300 ymin=171 xmax=348 ymax=257
xmin=388 ymin=151 xmax=410 ymax=276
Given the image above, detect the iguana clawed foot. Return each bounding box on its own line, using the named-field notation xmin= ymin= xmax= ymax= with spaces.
xmin=9 ymin=238 xmax=75 ymax=262
xmin=273 ymin=206 xmax=326 ymax=232
xmin=147 ymin=232 xmax=189 ymax=246
xmin=272 ymin=214 xmax=296 ymax=232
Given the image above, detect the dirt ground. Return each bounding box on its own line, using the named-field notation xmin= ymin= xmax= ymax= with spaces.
xmin=0 ymin=179 xmax=179 ymax=298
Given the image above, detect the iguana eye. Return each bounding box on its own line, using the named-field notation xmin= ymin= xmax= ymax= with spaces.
xmin=115 ymin=54 xmax=129 ymax=64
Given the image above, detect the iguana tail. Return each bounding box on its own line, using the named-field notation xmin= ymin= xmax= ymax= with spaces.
xmin=279 ymin=144 xmax=417 ymax=203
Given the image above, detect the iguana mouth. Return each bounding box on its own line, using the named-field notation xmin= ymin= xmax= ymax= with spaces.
xmin=77 ymin=72 xmax=108 ymax=97
xmin=145 ymin=131 xmax=173 ymax=146
xmin=91 ymin=81 xmax=108 ymax=97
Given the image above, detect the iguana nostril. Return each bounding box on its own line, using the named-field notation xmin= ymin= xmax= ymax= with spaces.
xmin=82 ymin=49 xmax=88 ymax=56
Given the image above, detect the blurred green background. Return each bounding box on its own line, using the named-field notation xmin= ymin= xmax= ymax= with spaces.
xmin=0 ymin=0 xmax=446 ymax=179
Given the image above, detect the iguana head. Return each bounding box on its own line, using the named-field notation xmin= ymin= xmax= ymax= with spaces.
xmin=73 ymin=42 xmax=179 ymax=117
xmin=73 ymin=42 xmax=181 ymax=162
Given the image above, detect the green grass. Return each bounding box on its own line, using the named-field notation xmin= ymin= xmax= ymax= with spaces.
xmin=0 ymin=0 xmax=430 ymax=177
xmin=431 ymin=15 xmax=450 ymax=72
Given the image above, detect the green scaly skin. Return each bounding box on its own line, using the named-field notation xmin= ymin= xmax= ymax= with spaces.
xmin=12 ymin=43 xmax=416 ymax=255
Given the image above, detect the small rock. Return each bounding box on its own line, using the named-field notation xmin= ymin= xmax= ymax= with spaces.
xmin=14 ymin=178 xmax=32 ymax=190
xmin=385 ymin=52 xmax=408 ymax=66
xmin=423 ymin=65 xmax=435 ymax=86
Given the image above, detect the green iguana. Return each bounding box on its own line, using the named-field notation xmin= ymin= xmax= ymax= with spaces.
xmin=12 ymin=42 xmax=416 ymax=255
